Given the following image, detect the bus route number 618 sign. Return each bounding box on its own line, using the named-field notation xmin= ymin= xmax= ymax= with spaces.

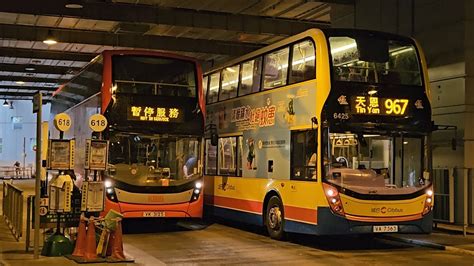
xmin=89 ymin=114 xmax=108 ymax=132
xmin=54 ymin=113 xmax=72 ymax=132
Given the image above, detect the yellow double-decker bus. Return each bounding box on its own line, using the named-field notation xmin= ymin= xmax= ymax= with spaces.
xmin=203 ymin=28 xmax=434 ymax=239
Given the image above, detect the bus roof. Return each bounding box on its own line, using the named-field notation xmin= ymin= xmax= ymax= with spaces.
xmin=204 ymin=28 xmax=416 ymax=75
xmin=53 ymin=49 xmax=199 ymax=97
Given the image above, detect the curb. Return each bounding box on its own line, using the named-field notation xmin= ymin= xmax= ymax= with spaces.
xmin=445 ymin=246 xmax=474 ymax=257
xmin=379 ymin=235 xmax=474 ymax=256
xmin=379 ymin=235 xmax=445 ymax=250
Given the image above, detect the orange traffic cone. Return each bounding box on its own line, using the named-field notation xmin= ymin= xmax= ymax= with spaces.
xmin=83 ymin=217 xmax=98 ymax=260
xmin=110 ymin=218 xmax=126 ymax=260
xmin=72 ymin=215 xmax=87 ymax=257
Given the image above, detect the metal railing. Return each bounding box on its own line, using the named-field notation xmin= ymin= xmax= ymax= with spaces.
xmin=2 ymin=181 xmax=24 ymax=241
xmin=0 ymin=166 xmax=34 ymax=179
xmin=433 ymin=168 xmax=454 ymax=223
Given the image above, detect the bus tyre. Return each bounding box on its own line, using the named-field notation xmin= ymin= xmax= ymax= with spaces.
xmin=265 ymin=196 xmax=285 ymax=240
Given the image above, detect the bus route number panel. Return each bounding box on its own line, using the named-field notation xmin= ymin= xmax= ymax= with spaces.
xmin=127 ymin=105 xmax=184 ymax=123
xmin=351 ymin=96 xmax=409 ymax=116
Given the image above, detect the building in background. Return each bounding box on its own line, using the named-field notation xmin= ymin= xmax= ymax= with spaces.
xmin=0 ymin=100 xmax=50 ymax=168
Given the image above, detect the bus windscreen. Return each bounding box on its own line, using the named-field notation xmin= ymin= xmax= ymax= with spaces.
xmin=329 ymin=36 xmax=422 ymax=86
xmin=324 ymin=132 xmax=431 ymax=195
xmin=108 ymin=132 xmax=200 ymax=186
xmin=112 ymin=55 xmax=197 ymax=97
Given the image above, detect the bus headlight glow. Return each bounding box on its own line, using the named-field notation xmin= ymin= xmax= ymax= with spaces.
xmin=107 ymin=188 xmax=114 ymax=194
xmin=426 ymin=189 xmax=433 ymax=197
xmin=194 ymin=189 xmax=200 ymax=194
xmin=195 ymin=181 xmax=202 ymax=189
xmin=105 ymin=180 xmax=113 ymax=188
xmin=326 ymin=188 xmax=337 ymax=197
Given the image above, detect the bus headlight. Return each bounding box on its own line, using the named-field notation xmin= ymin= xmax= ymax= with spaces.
xmin=105 ymin=180 xmax=113 ymax=188
xmin=104 ymin=181 xmax=118 ymax=202
xmin=190 ymin=180 xmax=203 ymax=203
xmin=426 ymin=189 xmax=433 ymax=197
xmin=322 ymin=183 xmax=345 ymax=216
xmin=423 ymin=187 xmax=434 ymax=215
xmin=195 ymin=181 xmax=202 ymax=189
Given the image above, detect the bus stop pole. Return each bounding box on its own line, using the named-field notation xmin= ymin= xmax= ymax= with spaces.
xmin=34 ymin=93 xmax=42 ymax=259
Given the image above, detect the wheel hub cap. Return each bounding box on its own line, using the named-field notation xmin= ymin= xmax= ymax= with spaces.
xmin=268 ymin=206 xmax=281 ymax=230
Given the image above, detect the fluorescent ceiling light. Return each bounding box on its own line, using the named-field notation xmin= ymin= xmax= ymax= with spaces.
xmin=331 ymin=43 xmax=357 ymax=54
xmin=65 ymin=0 xmax=83 ymax=9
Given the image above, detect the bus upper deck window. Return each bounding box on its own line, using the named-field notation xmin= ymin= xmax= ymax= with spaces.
xmin=263 ymin=47 xmax=289 ymax=90
xmin=220 ymin=65 xmax=240 ymax=101
xmin=239 ymin=57 xmax=262 ymax=96
xmin=290 ymin=40 xmax=316 ymax=84
xmin=207 ymin=72 xmax=220 ymax=104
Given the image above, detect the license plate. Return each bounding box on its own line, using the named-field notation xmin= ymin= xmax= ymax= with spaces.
xmin=143 ymin=211 xmax=165 ymax=217
xmin=373 ymin=225 xmax=398 ymax=233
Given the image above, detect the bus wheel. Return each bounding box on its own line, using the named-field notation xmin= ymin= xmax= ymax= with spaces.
xmin=265 ymin=196 xmax=285 ymax=240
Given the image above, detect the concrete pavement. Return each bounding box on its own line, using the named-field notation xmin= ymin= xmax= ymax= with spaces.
xmin=0 ymin=179 xmax=473 ymax=265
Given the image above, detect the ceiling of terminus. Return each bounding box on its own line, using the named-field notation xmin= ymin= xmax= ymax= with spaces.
xmin=0 ymin=0 xmax=353 ymax=100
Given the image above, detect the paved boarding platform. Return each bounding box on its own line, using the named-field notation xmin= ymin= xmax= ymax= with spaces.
xmin=0 ymin=179 xmax=473 ymax=265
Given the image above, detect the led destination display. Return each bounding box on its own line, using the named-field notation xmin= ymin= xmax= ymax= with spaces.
xmin=127 ymin=105 xmax=184 ymax=122
xmin=351 ymin=96 xmax=409 ymax=116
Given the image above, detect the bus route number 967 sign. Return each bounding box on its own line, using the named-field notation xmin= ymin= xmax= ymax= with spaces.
xmin=352 ymin=96 xmax=409 ymax=116
xmin=89 ymin=114 xmax=108 ymax=132
xmin=54 ymin=113 xmax=72 ymax=132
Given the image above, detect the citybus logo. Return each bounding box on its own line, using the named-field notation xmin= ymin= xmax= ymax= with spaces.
xmin=371 ymin=207 xmax=403 ymax=214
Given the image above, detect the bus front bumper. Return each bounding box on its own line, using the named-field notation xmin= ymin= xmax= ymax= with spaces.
xmin=103 ymin=195 xmax=203 ymax=219
xmin=284 ymin=207 xmax=433 ymax=235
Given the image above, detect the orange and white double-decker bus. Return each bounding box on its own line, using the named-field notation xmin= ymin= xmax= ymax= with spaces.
xmin=203 ymin=28 xmax=434 ymax=239
xmin=51 ymin=50 xmax=205 ymax=219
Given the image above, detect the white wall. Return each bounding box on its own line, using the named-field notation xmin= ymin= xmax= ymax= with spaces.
xmin=0 ymin=100 xmax=50 ymax=167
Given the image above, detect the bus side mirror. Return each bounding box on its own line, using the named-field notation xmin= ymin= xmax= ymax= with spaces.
xmin=211 ymin=133 xmax=218 ymax=146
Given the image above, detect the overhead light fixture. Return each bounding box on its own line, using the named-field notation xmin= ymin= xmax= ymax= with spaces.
xmin=15 ymin=81 xmax=25 ymax=85
xmin=331 ymin=42 xmax=357 ymax=54
xmin=65 ymin=0 xmax=84 ymax=9
xmin=2 ymin=100 xmax=9 ymax=107
xmin=25 ymin=65 xmax=36 ymax=71
xmin=368 ymin=89 xmax=377 ymax=95
xmin=43 ymin=30 xmax=58 ymax=45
